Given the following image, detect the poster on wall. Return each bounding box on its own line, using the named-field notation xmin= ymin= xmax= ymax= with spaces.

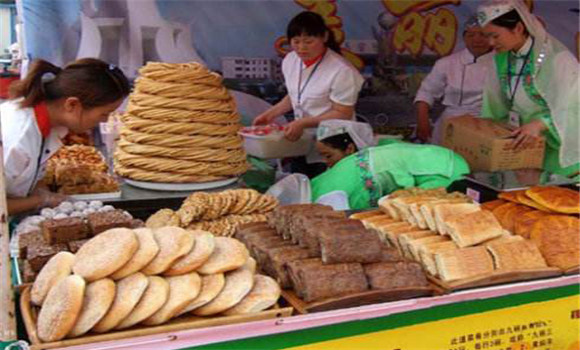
xmin=17 ymin=0 xmax=580 ymax=126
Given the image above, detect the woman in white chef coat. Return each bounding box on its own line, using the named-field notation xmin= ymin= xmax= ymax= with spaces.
xmin=253 ymin=11 xmax=364 ymax=177
xmin=1 ymin=58 xmax=130 ymax=215
xmin=415 ymin=15 xmax=494 ymax=144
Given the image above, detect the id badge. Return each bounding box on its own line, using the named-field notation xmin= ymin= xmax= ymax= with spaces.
xmin=508 ymin=111 xmax=521 ymax=127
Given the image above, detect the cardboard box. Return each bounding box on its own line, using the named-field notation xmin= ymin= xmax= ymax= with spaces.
xmin=441 ymin=116 xmax=545 ymax=172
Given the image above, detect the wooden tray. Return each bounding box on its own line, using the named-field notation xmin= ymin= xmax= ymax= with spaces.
xmin=281 ymin=287 xmax=434 ymax=314
xmin=428 ymin=267 xmax=563 ymax=292
xmin=21 ymin=286 xmax=293 ymax=350
xmin=564 ymin=265 xmax=580 ymax=275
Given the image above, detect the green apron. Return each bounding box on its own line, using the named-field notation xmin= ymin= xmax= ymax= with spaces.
xmin=311 ymin=143 xmax=470 ymax=210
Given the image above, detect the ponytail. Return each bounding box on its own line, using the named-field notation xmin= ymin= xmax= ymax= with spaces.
xmin=9 ymin=58 xmax=130 ymax=109
xmin=9 ymin=60 xmax=62 ymax=107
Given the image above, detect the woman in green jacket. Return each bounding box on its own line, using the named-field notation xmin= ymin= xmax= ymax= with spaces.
xmin=477 ymin=0 xmax=579 ymax=179
xmin=309 ymin=120 xmax=470 ymax=210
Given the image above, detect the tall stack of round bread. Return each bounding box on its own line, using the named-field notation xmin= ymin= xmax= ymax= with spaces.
xmin=114 ymin=62 xmax=249 ymax=183
xmin=31 ymin=226 xmax=281 ymax=342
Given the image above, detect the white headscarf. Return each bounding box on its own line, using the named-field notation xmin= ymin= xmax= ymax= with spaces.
xmin=317 ymin=120 xmax=376 ymax=150
xmin=477 ymin=0 xmax=579 ymax=168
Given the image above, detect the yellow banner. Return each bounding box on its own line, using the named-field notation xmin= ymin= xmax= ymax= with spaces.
xmin=290 ymin=296 xmax=580 ymax=350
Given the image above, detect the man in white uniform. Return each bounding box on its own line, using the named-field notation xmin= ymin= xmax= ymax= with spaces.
xmin=415 ymin=15 xmax=494 ymax=144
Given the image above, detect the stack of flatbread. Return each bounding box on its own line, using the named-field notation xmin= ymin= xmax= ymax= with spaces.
xmin=146 ymin=189 xmax=278 ymax=237
xmin=114 ymin=62 xmax=249 ymax=183
xmin=29 ymin=226 xmax=281 ymax=342
xmin=354 ymin=187 xmax=552 ymax=282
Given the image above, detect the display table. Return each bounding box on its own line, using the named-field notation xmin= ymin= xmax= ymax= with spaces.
xmin=37 ymin=275 xmax=578 ymax=350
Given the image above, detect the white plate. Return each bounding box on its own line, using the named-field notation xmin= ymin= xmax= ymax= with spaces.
xmin=69 ymin=191 xmax=122 ymax=201
xmin=123 ymin=177 xmax=239 ymax=192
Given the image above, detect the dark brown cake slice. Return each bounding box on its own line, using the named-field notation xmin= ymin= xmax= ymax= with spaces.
xmin=319 ymin=227 xmax=383 ymax=264
xmin=41 ymin=217 xmax=89 ymax=244
xmin=27 ymin=241 xmax=68 ymax=272
xmin=363 ymin=261 xmax=429 ymax=290
xmin=87 ymin=209 xmax=133 ymax=236
xmin=300 ymin=263 xmax=368 ymax=302
xmin=18 ymin=229 xmax=45 ymax=258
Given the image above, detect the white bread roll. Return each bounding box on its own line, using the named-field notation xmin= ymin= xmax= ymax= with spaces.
xmin=37 ymin=275 xmax=85 ymax=342
xmin=141 ymin=227 xmax=194 ymax=275
xmin=142 ymin=272 xmax=201 ymax=326
xmin=92 ymin=272 xmax=149 ymax=333
xmin=164 ymin=230 xmax=215 ymax=276
xmin=115 ymin=276 xmax=169 ymax=330
xmin=223 ymin=275 xmax=281 ymax=315
xmin=68 ymin=278 xmax=116 ymax=337
xmin=111 ymin=228 xmax=160 ymax=280
xmin=31 ymin=252 xmax=75 ymax=306
xmin=197 ymin=237 xmax=249 ymax=275
xmin=73 ymin=228 xmax=139 ymax=281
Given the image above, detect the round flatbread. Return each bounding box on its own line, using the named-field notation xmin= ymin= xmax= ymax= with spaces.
xmin=68 ymin=279 xmax=116 ymax=338
xmin=480 ymin=199 xmax=507 ymax=212
xmin=179 ymin=274 xmax=225 ymax=315
xmin=92 ymin=273 xmax=149 ymax=333
xmin=515 ymin=191 xmax=553 ymax=212
xmin=526 ymin=186 xmax=580 ymax=214
xmin=115 ymin=276 xmax=169 ymax=330
xmin=197 ymin=237 xmax=249 ymax=275
xmin=145 ymin=209 xmax=179 ymax=229
xmin=164 ymin=230 xmax=216 ymax=276
xmin=223 ymin=275 xmax=280 ymax=315
xmin=31 ymin=252 xmax=75 ymax=306
xmin=111 ymin=228 xmax=160 ymax=280
xmin=498 ymin=190 xmax=525 ymax=204
xmin=193 ymin=264 xmax=254 ymax=316
xmin=37 ymin=275 xmax=85 ymax=342
xmin=141 ymin=227 xmax=195 ymax=275
xmin=73 ymin=228 xmax=139 ymax=281
xmin=142 ymin=272 xmax=202 ymax=326
xmin=514 ymin=210 xmax=551 ymax=238
xmin=530 ymin=215 xmax=580 ymax=270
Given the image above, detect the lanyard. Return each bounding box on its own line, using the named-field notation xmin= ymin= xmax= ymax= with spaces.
xmin=507 ymin=38 xmax=534 ymax=105
xmin=297 ymin=55 xmax=325 ymax=107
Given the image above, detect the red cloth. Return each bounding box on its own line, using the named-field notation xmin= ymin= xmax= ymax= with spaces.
xmin=33 ymin=102 xmax=51 ymax=138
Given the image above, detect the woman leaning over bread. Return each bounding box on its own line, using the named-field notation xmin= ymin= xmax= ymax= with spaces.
xmin=477 ymin=0 xmax=579 ymax=179
xmin=1 ymin=58 xmax=130 ymax=215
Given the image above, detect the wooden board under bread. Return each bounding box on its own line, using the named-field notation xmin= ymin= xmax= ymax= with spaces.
xmin=428 ymin=267 xmax=562 ymax=292
xmin=281 ymin=287 xmax=434 ymax=314
xmin=564 ymin=265 xmax=580 ymax=276
xmin=20 ymin=286 xmax=293 ymax=350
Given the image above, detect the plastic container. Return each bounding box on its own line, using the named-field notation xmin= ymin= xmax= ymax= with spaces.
xmin=240 ymin=129 xmax=315 ymax=159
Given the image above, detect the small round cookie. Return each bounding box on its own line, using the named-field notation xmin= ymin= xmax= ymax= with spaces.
xmin=197 ymin=237 xmax=249 ymax=275
xmin=111 ymin=228 xmax=159 ymax=280
xmin=164 ymin=230 xmax=215 ymax=276
xmin=115 ymin=276 xmax=169 ymax=330
xmin=193 ymin=264 xmax=254 ymax=316
xmin=142 ymin=272 xmax=201 ymax=326
xmin=68 ymin=278 xmax=116 ymax=337
xmin=179 ymin=273 xmax=225 ymax=315
xmin=73 ymin=228 xmax=139 ymax=281
xmin=37 ymin=275 xmax=86 ymax=342
xmin=91 ymin=273 xmax=149 ymax=333
xmin=145 ymin=209 xmax=176 ymax=229
xmin=141 ymin=227 xmax=195 ymax=275
xmin=31 ymin=252 xmax=75 ymax=306
xmin=223 ymin=275 xmax=281 ymax=315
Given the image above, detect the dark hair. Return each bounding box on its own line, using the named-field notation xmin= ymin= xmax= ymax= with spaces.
xmin=320 ymin=132 xmax=357 ymax=152
xmin=9 ymin=58 xmax=130 ymax=108
xmin=287 ymin=11 xmax=342 ymax=54
xmin=491 ymin=9 xmax=529 ymax=35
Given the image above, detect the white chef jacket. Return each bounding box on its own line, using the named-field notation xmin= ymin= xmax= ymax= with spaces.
xmin=1 ymin=99 xmax=68 ymax=198
xmin=414 ymin=48 xmax=494 ymax=144
xmin=282 ymin=49 xmax=364 ymax=120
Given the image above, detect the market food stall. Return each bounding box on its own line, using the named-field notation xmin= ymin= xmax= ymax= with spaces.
xmin=2 ymin=0 xmax=579 ymax=349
